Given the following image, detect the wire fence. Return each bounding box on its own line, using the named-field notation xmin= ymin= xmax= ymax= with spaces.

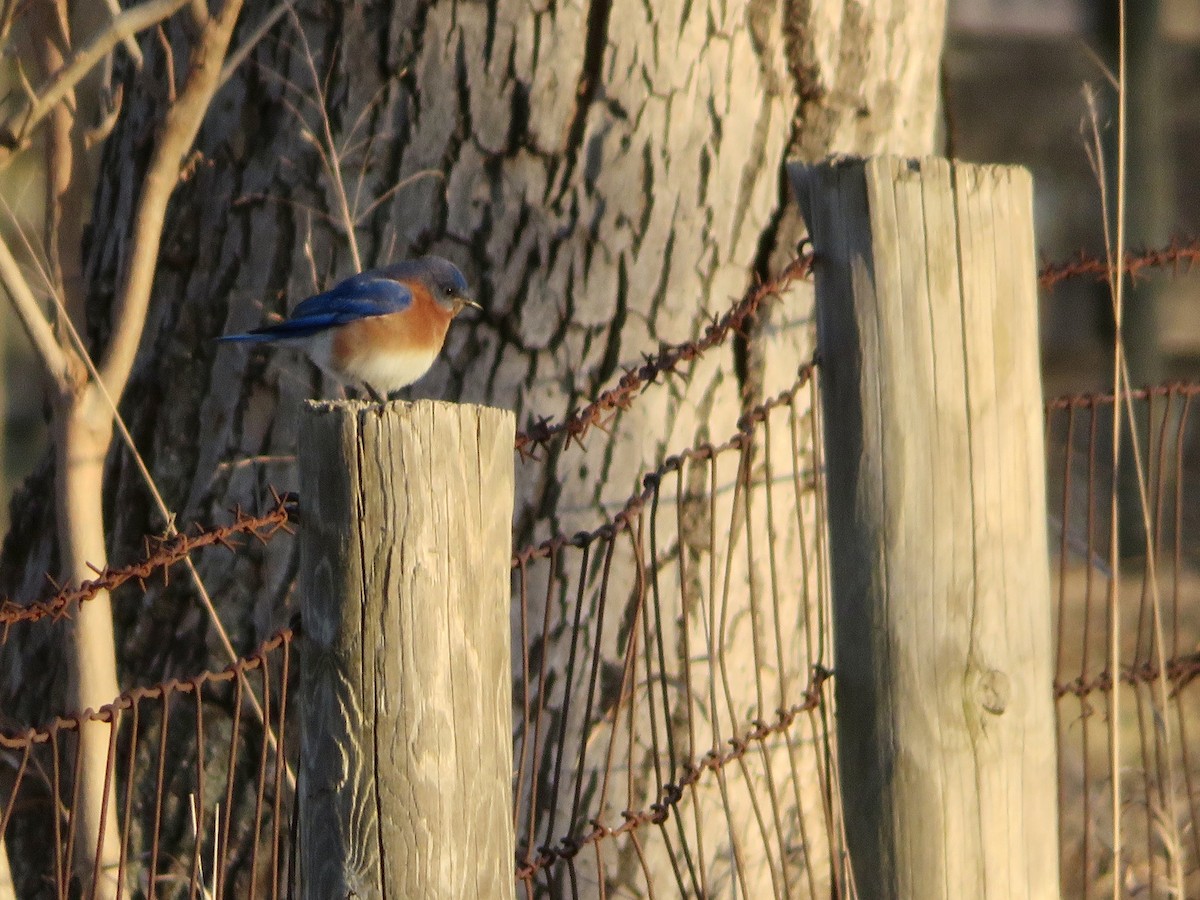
xmin=509 ymin=363 xmax=839 ymax=897
xmin=0 ymin=626 xmax=295 ymax=897
xmin=1047 ymin=383 xmax=1200 ymax=898
xmin=2 ymin=241 xmax=1200 ymax=896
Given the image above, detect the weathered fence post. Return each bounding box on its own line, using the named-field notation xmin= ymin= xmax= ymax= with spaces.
xmin=791 ymin=157 xmax=1061 ymax=898
xmin=296 ymin=399 xmax=516 ymax=899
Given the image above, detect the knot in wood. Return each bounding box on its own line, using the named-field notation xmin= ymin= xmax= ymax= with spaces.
xmin=975 ymin=667 xmax=1011 ymax=715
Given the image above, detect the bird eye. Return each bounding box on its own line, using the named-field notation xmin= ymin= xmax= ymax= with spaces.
xmin=444 ymin=286 xmax=455 ymax=296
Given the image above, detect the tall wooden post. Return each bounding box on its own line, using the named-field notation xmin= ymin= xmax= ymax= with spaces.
xmin=791 ymin=157 xmax=1061 ymax=898
xmin=297 ymin=399 xmax=517 ymax=900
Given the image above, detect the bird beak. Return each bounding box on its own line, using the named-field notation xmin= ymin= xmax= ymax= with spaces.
xmin=458 ymin=297 xmax=482 ymax=311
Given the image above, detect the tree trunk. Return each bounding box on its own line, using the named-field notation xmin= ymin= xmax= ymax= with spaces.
xmin=1 ymin=0 xmax=947 ymax=895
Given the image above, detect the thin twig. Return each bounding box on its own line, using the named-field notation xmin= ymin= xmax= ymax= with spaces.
xmin=1099 ymin=10 xmax=1129 ymax=892
xmin=97 ymin=0 xmax=245 ymax=396
xmin=218 ymin=0 xmax=296 ymax=88
xmin=100 ymin=0 xmax=146 ymax=68
xmin=356 ymin=169 xmax=445 ymax=224
xmin=286 ymin=8 xmax=361 ymax=270
xmin=0 ymin=231 xmax=73 ymax=390
xmin=0 ymin=0 xmax=191 ymax=162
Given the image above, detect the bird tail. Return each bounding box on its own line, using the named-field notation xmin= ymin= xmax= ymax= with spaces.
xmin=217 ymin=317 xmax=336 ymax=343
xmin=215 ymin=331 xmax=276 ymax=343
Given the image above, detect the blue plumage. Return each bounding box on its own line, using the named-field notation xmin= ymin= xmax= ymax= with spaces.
xmin=217 ymin=271 xmax=415 ymax=343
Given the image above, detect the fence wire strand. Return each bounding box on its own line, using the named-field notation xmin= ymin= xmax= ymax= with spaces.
xmin=0 ymin=493 xmax=294 ymax=633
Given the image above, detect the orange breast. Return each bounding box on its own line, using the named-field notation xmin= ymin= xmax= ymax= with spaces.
xmin=331 ymin=284 xmax=454 ymax=369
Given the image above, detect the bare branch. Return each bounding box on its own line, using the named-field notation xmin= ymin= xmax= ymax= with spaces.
xmin=0 ymin=0 xmax=19 ymax=48
xmin=98 ymin=0 xmax=245 ymax=395
xmin=33 ymin=0 xmax=88 ymax=327
xmin=289 ymin=9 xmax=361 ymax=270
xmin=100 ymin=0 xmax=146 ymax=68
xmin=218 ymin=0 xmax=296 ymax=88
xmin=0 ymin=0 xmax=191 ymax=164
xmin=43 ymin=272 xmax=296 ymax=790
xmin=83 ymin=83 xmax=124 ymax=149
xmin=0 ymin=232 xmax=73 ymax=391
xmin=156 ymin=24 xmax=177 ymax=102
xmin=357 ymin=169 xmax=445 ymax=224
xmin=188 ymin=0 xmax=210 ymax=28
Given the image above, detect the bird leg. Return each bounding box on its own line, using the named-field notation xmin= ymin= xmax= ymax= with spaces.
xmin=364 ymin=384 xmax=386 ymax=404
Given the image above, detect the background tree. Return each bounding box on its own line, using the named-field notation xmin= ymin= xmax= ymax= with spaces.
xmin=0 ymin=0 xmax=946 ymax=894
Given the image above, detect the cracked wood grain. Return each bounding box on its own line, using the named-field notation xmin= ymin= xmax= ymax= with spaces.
xmin=297 ymin=400 xmax=516 ymax=899
xmin=795 ymin=157 xmax=1060 ymax=899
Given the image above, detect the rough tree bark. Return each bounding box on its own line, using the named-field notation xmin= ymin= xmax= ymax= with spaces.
xmin=1 ymin=0 xmax=946 ymax=894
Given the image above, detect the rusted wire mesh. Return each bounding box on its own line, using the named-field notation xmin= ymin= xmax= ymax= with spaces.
xmin=1047 ymin=383 xmax=1200 ymax=899
xmin=0 ymin=628 xmax=295 ymax=898
xmin=509 ymin=363 xmax=843 ymax=897
xmin=0 ymin=362 xmax=839 ymax=899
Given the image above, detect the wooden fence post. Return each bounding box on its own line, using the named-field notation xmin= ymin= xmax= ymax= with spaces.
xmin=791 ymin=157 xmax=1061 ymax=898
xmin=296 ymin=399 xmax=516 ymax=899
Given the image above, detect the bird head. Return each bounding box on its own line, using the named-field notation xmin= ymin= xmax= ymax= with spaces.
xmin=391 ymin=256 xmax=480 ymax=315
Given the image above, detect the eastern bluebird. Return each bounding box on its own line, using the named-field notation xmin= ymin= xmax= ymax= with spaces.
xmin=218 ymin=256 xmax=479 ymax=401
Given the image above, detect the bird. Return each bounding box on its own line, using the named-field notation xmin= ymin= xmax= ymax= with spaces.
xmin=218 ymin=256 xmax=480 ymax=402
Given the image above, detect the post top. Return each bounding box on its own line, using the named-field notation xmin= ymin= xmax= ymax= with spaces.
xmin=302 ymin=397 xmax=514 ymax=421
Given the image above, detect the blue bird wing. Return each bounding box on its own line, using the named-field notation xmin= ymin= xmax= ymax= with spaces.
xmin=218 ymin=272 xmax=414 ymax=342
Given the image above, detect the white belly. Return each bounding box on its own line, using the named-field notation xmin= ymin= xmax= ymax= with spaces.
xmin=300 ymin=333 xmax=439 ymax=394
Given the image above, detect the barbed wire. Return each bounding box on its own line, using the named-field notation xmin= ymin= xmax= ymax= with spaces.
xmin=1038 ymin=236 xmax=1200 ymax=290
xmin=3 ymin=355 xmax=1196 ymax=887
xmin=1054 ymin=654 xmax=1200 ymax=700
xmin=509 ymin=236 xmax=1200 ymax=460
xmin=0 ymin=627 xmax=293 ymax=749
xmin=5 ymin=238 xmax=1197 ymax=633
xmin=513 ymin=254 xmax=815 ymax=459
xmin=0 ymin=492 xmax=295 ymax=634
xmin=6 ymin=229 xmax=1200 ymax=894
xmin=511 ymin=361 xmax=817 ymax=568
xmin=514 ymin=666 xmax=832 ymax=882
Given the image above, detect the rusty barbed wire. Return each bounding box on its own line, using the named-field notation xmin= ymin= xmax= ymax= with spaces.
xmin=514 ymin=666 xmax=832 ymax=883
xmin=513 ymin=254 xmax=814 ymax=459
xmin=510 ymin=362 xmax=832 ymax=893
xmin=510 ymin=235 xmax=1200 ymax=460
xmin=0 ymin=627 xmax=293 ymax=750
xmin=1046 ymin=382 xmax=1200 ymax=894
xmin=511 ymin=361 xmax=817 ymax=568
xmin=0 ymin=492 xmax=295 ymax=633
xmin=1053 ymin=654 xmax=1200 ymax=700
xmin=1038 ymin=235 xmax=1200 ymax=290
